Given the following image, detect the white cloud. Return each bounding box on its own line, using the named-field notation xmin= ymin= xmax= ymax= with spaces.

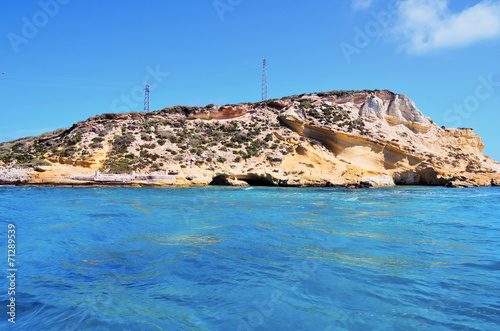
xmin=392 ymin=0 xmax=500 ymax=54
xmin=352 ymin=0 xmax=373 ymax=11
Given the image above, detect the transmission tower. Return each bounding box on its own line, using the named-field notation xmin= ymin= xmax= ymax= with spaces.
xmin=262 ymin=58 xmax=268 ymax=105
xmin=144 ymin=84 xmax=150 ymax=112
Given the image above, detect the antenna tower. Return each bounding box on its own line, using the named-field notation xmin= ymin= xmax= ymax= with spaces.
xmin=262 ymin=58 xmax=268 ymax=105
xmin=144 ymin=84 xmax=150 ymax=112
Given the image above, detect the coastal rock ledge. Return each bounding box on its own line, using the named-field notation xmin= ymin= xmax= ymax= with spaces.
xmin=1 ymin=89 xmax=499 ymax=187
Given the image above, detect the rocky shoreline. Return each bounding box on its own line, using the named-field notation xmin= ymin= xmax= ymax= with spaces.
xmin=1 ymin=165 xmax=499 ymax=188
xmin=0 ymin=166 xmax=31 ymax=185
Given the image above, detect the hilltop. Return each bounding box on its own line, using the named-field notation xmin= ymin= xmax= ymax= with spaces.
xmin=1 ymin=89 xmax=499 ymax=187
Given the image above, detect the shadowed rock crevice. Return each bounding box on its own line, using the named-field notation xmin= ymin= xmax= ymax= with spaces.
xmin=235 ymin=174 xmax=275 ymax=186
xmin=209 ymin=174 xmax=231 ymax=186
xmin=209 ymin=174 xmax=274 ymax=186
xmin=394 ymin=167 xmax=448 ymax=186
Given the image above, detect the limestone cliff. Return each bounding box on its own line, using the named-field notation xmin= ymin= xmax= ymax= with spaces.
xmin=1 ymin=90 xmax=499 ymax=187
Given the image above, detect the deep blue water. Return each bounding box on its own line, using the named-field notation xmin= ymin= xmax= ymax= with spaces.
xmin=0 ymin=186 xmax=499 ymax=330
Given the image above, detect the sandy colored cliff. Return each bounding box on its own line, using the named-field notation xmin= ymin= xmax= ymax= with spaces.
xmin=1 ymin=90 xmax=499 ymax=188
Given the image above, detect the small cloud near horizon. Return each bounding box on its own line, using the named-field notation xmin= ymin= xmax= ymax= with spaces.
xmin=352 ymin=0 xmax=373 ymax=11
xmin=392 ymin=0 xmax=500 ymax=54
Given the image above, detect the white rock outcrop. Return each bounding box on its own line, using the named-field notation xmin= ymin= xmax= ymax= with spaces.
xmin=0 ymin=166 xmax=31 ymax=183
xmin=386 ymin=94 xmax=431 ymax=132
xmin=359 ymin=96 xmax=385 ymax=121
xmin=359 ymin=93 xmax=431 ymax=132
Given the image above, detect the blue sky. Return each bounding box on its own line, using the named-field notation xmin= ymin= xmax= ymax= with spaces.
xmin=1 ymin=0 xmax=500 ymax=160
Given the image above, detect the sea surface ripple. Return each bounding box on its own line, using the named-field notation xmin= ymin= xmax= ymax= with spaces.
xmin=0 ymin=186 xmax=499 ymax=330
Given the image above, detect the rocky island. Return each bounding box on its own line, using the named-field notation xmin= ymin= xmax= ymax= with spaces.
xmin=1 ymin=90 xmax=499 ymax=188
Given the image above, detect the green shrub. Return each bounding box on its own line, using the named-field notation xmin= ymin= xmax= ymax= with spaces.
xmin=300 ymin=101 xmax=312 ymax=109
xmin=33 ymin=160 xmax=51 ymax=166
xmin=267 ymin=156 xmax=282 ymax=163
xmin=73 ymin=133 xmax=82 ymax=144
xmin=100 ymin=157 xmax=136 ymax=174
xmin=217 ymin=157 xmax=227 ymax=163
xmin=102 ymin=113 xmax=119 ymax=120
xmin=111 ymin=134 xmax=135 ymax=154
xmin=233 ymin=133 xmax=248 ymax=143
xmin=308 ymin=109 xmax=321 ymax=118
xmin=251 ymin=139 xmax=267 ymax=149
xmin=316 ymin=90 xmax=375 ymax=98
xmin=60 ymin=147 xmax=76 ymax=158
xmin=142 ymin=143 xmax=156 ymax=149
xmin=157 ymin=130 xmax=174 ymax=140
xmin=264 ymin=133 xmax=273 ymax=142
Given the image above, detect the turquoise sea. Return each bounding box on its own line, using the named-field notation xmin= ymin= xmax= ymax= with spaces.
xmin=1 ymin=186 xmax=499 ymax=330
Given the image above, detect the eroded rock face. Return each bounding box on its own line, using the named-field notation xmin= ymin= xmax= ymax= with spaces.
xmin=359 ymin=96 xmax=385 ymax=121
xmin=359 ymin=93 xmax=432 ymax=133
xmin=442 ymin=128 xmax=485 ymax=153
xmin=0 ymin=166 xmax=31 ymax=184
xmin=446 ymin=179 xmax=475 ymax=188
xmin=267 ymin=100 xmax=289 ymax=110
xmin=393 ymin=167 xmax=448 ymax=186
xmin=362 ymin=174 xmax=395 ymax=186
xmin=47 ymin=156 xmax=100 ymax=169
xmin=386 ymin=94 xmax=431 ymax=132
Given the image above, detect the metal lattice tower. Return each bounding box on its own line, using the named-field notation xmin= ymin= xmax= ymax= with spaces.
xmin=144 ymin=84 xmax=150 ymax=112
xmin=262 ymin=58 xmax=268 ymax=104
